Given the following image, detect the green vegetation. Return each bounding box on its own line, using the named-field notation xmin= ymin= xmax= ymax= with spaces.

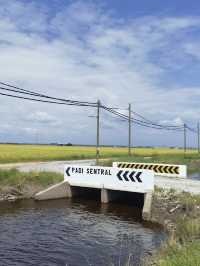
xmin=148 ymin=192 xmax=200 ymax=266
xmin=0 ymin=168 xmax=63 ymax=188
xmin=0 ymin=144 xmax=199 ymax=165
xmin=155 ymin=241 xmax=200 ymax=266
xmin=1 ymin=144 xmax=200 ymax=175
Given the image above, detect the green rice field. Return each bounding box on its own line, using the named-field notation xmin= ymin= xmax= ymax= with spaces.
xmin=0 ymin=144 xmax=199 ymax=164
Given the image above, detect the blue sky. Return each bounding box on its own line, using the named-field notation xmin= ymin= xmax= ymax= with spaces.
xmin=111 ymin=0 xmax=200 ymax=17
xmin=39 ymin=0 xmax=200 ymax=18
xmin=0 ymin=0 xmax=200 ymax=147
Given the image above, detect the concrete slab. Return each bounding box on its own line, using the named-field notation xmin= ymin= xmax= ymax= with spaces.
xmin=34 ymin=181 xmax=71 ymax=201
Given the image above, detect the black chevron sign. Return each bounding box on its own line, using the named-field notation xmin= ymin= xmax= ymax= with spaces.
xmin=65 ymin=167 xmax=71 ymax=176
xmin=118 ymin=163 xmax=179 ymax=175
xmin=117 ymin=170 xmax=142 ymax=182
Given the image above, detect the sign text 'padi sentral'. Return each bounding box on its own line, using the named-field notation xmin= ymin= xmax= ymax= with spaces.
xmin=64 ymin=165 xmax=154 ymax=193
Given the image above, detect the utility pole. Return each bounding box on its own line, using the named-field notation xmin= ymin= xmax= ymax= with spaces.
xmin=184 ymin=123 xmax=187 ymax=157
xmin=96 ymin=100 xmax=100 ymax=161
xmin=128 ymin=103 xmax=131 ymax=156
xmin=198 ymin=122 xmax=200 ymax=154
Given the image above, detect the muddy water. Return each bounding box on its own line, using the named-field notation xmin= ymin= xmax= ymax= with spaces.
xmin=0 ymin=198 xmax=165 ymax=266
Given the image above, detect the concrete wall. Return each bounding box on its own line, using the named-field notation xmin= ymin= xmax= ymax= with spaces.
xmin=35 ymin=183 xmax=152 ymax=221
xmin=34 ymin=181 xmax=72 ymax=200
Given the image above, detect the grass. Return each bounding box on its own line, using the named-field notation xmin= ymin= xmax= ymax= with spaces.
xmin=1 ymin=144 xmax=200 ymax=175
xmin=0 ymin=168 xmax=63 ymax=188
xmin=148 ymin=192 xmax=200 ymax=266
xmin=0 ymin=144 xmax=199 ymax=164
xmin=176 ymin=218 xmax=200 ymax=243
xmin=178 ymin=192 xmax=200 ymax=212
xmin=154 ymin=241 xmax=200 ymax=266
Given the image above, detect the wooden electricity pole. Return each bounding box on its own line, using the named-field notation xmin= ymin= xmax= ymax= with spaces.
xmin=184 ymin=123 xmax=187 ymax=157
xmin=198 ymin=122 xmax=200 ymax=154
xmin=128 ymin=103 xmax=131 ymax=156
xmin=96 ymin=100 xmax=100 ymax=161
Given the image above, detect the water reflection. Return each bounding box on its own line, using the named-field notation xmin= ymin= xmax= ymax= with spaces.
xmin=0 ymin=198 xmax=165 ymax=266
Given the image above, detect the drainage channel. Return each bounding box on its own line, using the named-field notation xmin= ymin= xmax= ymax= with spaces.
xmin=0 ymin=198 xmax=165 ymax=266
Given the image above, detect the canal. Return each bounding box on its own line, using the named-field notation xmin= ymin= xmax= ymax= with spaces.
xmin=0 ymin=198 xmax=165 ymax=266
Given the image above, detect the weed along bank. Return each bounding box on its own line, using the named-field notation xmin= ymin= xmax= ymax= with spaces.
xmin=35 ymin=165 xmax=154 ymax=220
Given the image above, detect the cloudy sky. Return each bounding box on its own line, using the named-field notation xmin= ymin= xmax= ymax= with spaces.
xmin=0 ymin=0 xmax=200 ymax=147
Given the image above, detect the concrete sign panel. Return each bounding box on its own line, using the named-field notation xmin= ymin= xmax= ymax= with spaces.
xmin=113 ymin=162 xmax=187 ymax=178
xmin=64 ymin=165 xmax=154 ymax=193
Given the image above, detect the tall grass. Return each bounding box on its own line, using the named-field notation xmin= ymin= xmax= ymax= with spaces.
xmin=176 ymin=218 xmax=200 ymax=243
xmin=155 ymin=241 xmax=200 ymax=266
xmin=0 ymin=168 xmax=63 ymax=188
xmin=147 ymin=192 xmax=200 ymax=266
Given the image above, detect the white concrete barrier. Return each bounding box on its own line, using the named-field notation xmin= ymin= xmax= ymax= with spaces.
xmin=35 ymin=165 xmax=155 ymax=221
xmin=113 ymin=162 xmax=187 ymax=178
xmin=64 ymin=165 xmax=154 ymax=193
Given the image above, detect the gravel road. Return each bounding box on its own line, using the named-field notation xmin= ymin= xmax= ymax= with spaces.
xmin=0 ymin=160 xmax=96 ymax=173
xmin=155 ymin=175 xmax=200 ymax=194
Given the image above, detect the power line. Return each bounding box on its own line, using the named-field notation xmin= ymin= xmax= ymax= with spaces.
xmin=185 ymin=125 xmax=197 ymax=133
xmin=0 ymin=91 xmax=96 ymax=107
xmin=132 ymin=112 xmax=183 ymax=129
xmin=105 ymin=105 xmax=184 ymax=130
xmin=0 ymin=81 xmax=97 ymax=106
xmin=0 ymin=81 xmax=197 ymax=134
xmin=132 ymin=111 xmax=183 ymax=129
xmin=133 ymin=116 xmax=183 ymax=130
xmin=102 ymin=106 xmax=184 ymax=131
xmin=104 ymin=106 xmax=189 ymax=132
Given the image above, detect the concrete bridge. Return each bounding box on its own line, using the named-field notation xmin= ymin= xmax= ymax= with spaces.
xmin=1 ymin=159 xmax=200 ymax=194
xmin=34 ymin=164 xmax=154 ymax=220
xmin=1 ymin=159 xmax=200 ymax=221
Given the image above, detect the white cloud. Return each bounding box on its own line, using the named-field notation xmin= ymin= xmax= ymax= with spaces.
xmin=0 ymin=0 xmax=200 ymax=145
xmin=159 ymin=117 xmax=184 ymax=126
xmin=184 ymin=42 xmax=200 ymax=60
xmin=25 ymin=111 xmax=61 ymax=126
xmin=23 ymin=127 xmax=38 ymax=134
